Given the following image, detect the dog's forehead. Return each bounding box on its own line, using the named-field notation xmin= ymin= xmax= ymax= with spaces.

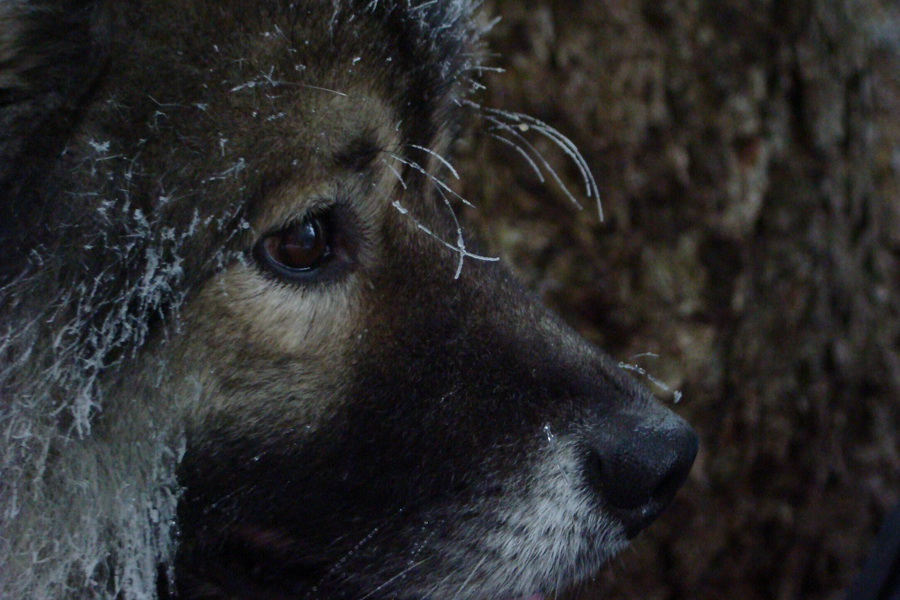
xmin=97 ymin=1 xmax=479 ymax=219
xmin=129 ymin=0 xmax=480 ymax=101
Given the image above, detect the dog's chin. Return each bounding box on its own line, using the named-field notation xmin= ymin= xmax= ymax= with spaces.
xmin=202 ymin=564 xmax=560 ymax=600
xmin=183 ymin=522 xmax=624 ymax=600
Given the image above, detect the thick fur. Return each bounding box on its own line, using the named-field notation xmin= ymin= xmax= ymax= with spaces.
xmin=0 ymin=2 xmax=696 ymax=599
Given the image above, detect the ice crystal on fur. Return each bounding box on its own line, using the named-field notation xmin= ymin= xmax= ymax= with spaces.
xmin=0 ymin=2 xmax=490 ymax=597
xmin=0 ymin=2 xmax=629 ymax=599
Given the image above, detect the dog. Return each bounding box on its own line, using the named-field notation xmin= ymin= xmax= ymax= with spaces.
xmin=0 ymin=1 xmax=698 ymax=599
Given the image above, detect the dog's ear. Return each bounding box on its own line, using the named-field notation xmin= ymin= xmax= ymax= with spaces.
xmin=0 ymin=1 xmax=108 ymax=278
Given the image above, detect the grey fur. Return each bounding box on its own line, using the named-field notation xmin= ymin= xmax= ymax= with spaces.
xmin=0 ymin=2 xmax=695 ymax=599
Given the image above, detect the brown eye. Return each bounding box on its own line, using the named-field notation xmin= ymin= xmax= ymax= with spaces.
xmin=256 ymin=215 xmax=332 ymax=278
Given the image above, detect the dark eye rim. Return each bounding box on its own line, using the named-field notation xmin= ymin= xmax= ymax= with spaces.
xmin=252 ymin=207 xmax=353 ymax=284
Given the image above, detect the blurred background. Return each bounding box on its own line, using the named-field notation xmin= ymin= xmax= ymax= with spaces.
xmin=456 ymin=1 xmax=900 ymax=598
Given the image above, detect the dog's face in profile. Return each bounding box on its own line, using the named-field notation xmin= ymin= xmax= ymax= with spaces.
xmin=0 ymin=1 xmax=696 ymax=599
xmin=166 ymin=4 xmax=698 ymax=599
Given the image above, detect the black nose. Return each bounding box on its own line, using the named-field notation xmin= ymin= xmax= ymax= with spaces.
xmin=582 ymin=405 xmax=698 ymax=537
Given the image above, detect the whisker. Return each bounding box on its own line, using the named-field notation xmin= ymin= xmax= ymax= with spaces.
xmin=464 ymin=100 xmax=604 ymax=220
xmin=382 ymin=159 xmax=408 ymax=189
xmin=618 ymin=361 xmax=683 ymax=403
xmin=476 ymin=104 xmax=600 ymax=200
xmin=484 ymin=118 xmax=581 ymax=210
xmin=388 ymin=153 xmax=474 ymax=208
xmin=543 ymin=423 xmax=572 ymax=486
xmin=388 ymin=197 xmax=498 ymax=264
xmin=435 ymin=186 xmax=468 ymax=279
xmin=296 ymin=83 xmax=348 ymax=97
xmin=357 ymin=557 xmax=432 ymax=600
xmin=450 ymin=554 xmax=490 ymax=600
xmin=409 ymin=144 xmax=461 ymax=180
xmin=305 ymin=525 xmax=383 ymax=599
xmin=487 ymin=133 xmax=545 ymax=183
xmin=628 ymin=352 xmax=659 ymax=360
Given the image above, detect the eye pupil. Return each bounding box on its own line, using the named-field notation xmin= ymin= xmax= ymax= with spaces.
xmin=263 ymin=216 xmax=330 ymax=272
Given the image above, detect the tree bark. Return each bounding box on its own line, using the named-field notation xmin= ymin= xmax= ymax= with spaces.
xmin=460 ymin=1 xmax=900 ymax=598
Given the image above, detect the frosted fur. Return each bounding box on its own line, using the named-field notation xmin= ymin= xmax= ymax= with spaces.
xmin=0 ymin=1 xmax=623 ymax=598
xmin=0 ymin=2 xmax=485 ymax=598
xmin=0 ymin=194 xmax=192 ymax=598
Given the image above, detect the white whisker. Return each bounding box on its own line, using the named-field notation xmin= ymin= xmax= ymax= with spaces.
xmin=382 ymin=159 xmax=408 ymax=189
xmin=486 ymin=117 xmax=581 ymax=209
xmin=488 ymin=133 xmax=545 ymax=183
xmin=388 ymin=153 xmax=474 ymax=208
xmin=464 ymin=100 xmax=604 ymax=220
xmin=391 ymin=200 xmax=497 ymax=262
xmin=450 ymin=554 xmax=489 ymax=600
xmin=296 ymin=83 xmax=348 ymax=97
xmin=409 ymin=144 xmax=460 ymax=180
xmin=618 ymin=362 xmax=682 ymax=403
xmin=357 ymin=558 xmax=431 ymax=600
xmin=435 ymin=186 xmax=468 ymax=279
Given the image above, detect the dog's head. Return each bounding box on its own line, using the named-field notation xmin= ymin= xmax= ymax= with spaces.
xmin=0 ymin=2 xmax=697 ymax=599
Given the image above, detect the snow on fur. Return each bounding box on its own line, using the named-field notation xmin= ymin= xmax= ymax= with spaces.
xmin=0 ymin=1 xmax=602 ymax=598
xmin=0 ymin=2 xmax=487 ymax=598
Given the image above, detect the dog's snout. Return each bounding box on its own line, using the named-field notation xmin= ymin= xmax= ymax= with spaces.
xmin=582 ymin=407 xmax=698 ymax=536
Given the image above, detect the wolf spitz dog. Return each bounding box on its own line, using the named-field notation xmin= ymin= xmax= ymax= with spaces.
xmin=0 ymin=1 xmax=698 ymax=599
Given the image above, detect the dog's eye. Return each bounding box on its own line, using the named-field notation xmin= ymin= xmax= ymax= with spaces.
xmin=255 ymin=215 xmax=332 ymax=278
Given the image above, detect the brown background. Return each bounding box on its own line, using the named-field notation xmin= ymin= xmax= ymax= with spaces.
xmin=456 ymin=1 xmax=900 ymax=598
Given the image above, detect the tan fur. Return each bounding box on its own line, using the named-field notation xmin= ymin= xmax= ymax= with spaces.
xmin=0 ymin=3 xmax=696 ymax=599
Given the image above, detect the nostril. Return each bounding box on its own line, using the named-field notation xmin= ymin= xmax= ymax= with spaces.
xmin=586 ymin=446 xmax=653 ymax=510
